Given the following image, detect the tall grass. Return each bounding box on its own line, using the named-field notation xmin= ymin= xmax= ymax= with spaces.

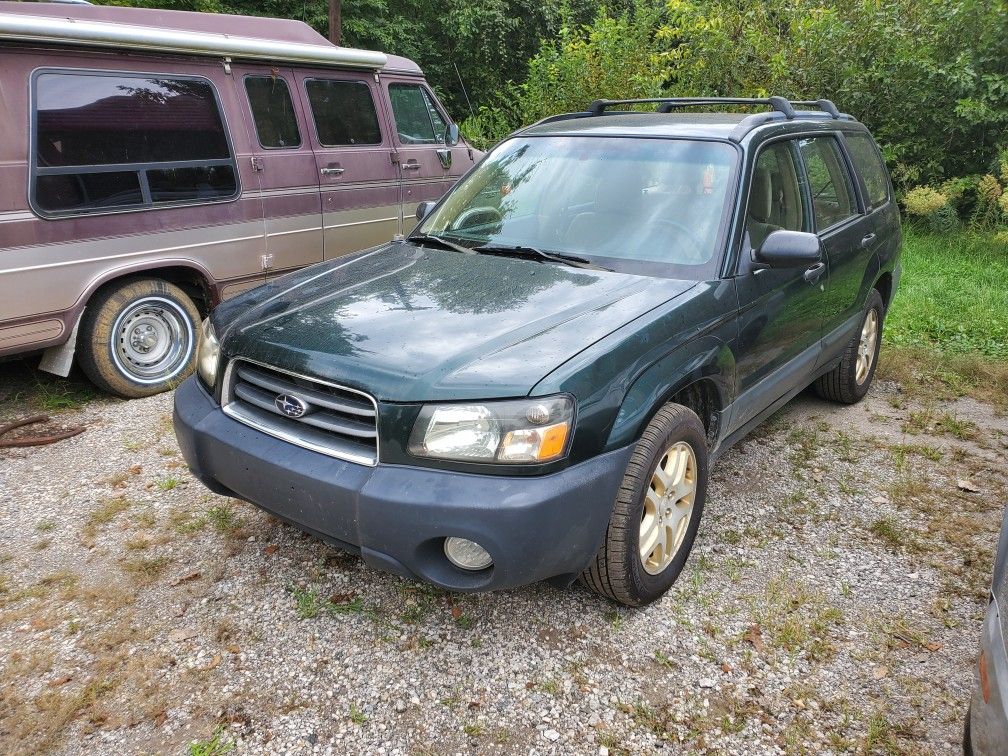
xmin=885 ymin=228 xmax=1008 ymax=360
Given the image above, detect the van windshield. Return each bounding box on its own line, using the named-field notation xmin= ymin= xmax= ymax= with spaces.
xmin=418 ymin=136 xmax=738 ymax=278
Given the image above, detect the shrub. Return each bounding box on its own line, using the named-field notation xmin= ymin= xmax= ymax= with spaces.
xmin=903 ymin=187 xmax=949 ymax=218
xmin=971 ymin=174 xmax=1005 ymax=228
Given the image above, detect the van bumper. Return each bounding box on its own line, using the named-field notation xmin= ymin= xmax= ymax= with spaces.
xmin=172 ymin=376 xmax=630 ymax=592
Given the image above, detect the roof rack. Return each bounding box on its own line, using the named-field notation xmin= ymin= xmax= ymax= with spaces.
xmin=586 ymin=96 xmax=842 ymax=120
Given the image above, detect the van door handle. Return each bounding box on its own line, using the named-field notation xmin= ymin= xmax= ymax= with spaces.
xmin=403 ymin=161 xmax=421 ymax=171
xmin=803 ymin=261 xmax=826 ymax=284
xmin=860 ymin=232 xmax=876 ymax=248
xmin=320 ymin=167 xmax=344 ymax=176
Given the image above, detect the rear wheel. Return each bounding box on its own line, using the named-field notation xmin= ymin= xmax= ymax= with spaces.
xmin=78 ymin=278 xmax=200 ymax=398
xmin=814 ymin=288 xmax=884 ymax=404
xmin=581 ymin=403 xmax=708 ymax=607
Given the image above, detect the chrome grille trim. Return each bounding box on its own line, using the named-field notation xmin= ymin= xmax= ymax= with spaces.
xmin=221 ymin=358 xmax=379 ymax=466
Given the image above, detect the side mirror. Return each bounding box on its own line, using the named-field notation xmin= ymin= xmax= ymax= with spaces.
xmin=445 ymin=122 xmax=460 ymax=147
xmin=755 ymin=230 xmax=821 ymax=267
xmin=415 ymin=201 xmax=436 ymax=221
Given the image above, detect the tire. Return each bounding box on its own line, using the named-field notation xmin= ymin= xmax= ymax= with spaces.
xmin=814 ymin=288 xmax=884 ymax=405
xmin=77 ymin=278 xmax=201 ymax=398
xmin=581 ymin=403 xmax=708 ymax=607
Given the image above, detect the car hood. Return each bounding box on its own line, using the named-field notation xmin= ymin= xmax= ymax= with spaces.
xmin=217 ymin=242 xmax=697 ymax=401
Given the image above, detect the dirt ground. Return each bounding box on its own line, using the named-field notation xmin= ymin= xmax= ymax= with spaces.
xmin=0 ymin=358 xmax=1004 ymax=755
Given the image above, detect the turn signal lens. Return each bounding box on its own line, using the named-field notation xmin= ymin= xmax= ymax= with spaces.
xmin=499 ymin=421 xmax=569 ymax=462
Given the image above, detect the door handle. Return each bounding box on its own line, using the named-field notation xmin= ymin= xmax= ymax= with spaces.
xmin=860 ymin=232 xmax=876 ymax=248
xmin=803 ymin=261 xmax=826 ymax=284
xmin=320 ymin=167 xmax=344 ymax=176
xmin=403 ymin=161 xmax=421 ymax=171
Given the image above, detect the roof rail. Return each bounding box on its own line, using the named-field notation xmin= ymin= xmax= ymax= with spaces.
xmin=586 ymin=96 xmax=843 ymax=120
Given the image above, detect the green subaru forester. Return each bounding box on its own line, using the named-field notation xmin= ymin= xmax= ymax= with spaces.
xmin=174 ymin=97 xmax=901 ymax=606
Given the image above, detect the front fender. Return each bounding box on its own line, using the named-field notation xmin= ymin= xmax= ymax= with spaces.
xmin=605 ymin=335 xmax=735 ymax=451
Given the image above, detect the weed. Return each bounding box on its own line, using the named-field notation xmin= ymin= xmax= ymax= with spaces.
xmin=189 ymin=727 xmax=234 ymax=756
xmin=207 ymin=504 xmax=243 ymax=534
xmin=156 ymin=477 xmax=181 ymax=491
xmin=870 ymin=516 xmax=920 ymax=553
xmin=462 ymin=722 xmax=485 ymax=737
xmin=36 ymin=518 xmax=56 ymax=532
xmin=291 ymin=586 xmax=322 ymax=619
xmin=349 ymin=703 xmax=368 ymax=725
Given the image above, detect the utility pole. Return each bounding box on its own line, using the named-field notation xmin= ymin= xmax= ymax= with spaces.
xmin=328 ymin=0 xmax=341 ymax=45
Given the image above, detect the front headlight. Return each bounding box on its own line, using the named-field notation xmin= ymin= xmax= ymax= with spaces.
xmin=196 ymin=318 xmax=220 ymax=387
xmin=408 ymin=395 xmax=574 ymax=464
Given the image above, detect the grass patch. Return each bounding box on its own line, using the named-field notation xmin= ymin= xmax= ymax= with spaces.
xmin=886 ymin=229 xmax=1008 ymax=360
xmin=120 ymin=556 xmax=170 ymax=582
xmin=189 ymin=727 xmax=234 ymax=756
xmin=206 ymin=504 xmax=243 ymax=534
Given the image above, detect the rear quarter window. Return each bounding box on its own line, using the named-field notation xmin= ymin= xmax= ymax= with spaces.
xmin=32 ymin=70 xmax=238 ymax=217
xmin=845 ymin=133 xmax=890 ymax=210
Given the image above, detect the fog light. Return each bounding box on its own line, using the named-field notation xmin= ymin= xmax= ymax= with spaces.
xmin=444 ymin=537 xmax=493 ymax=571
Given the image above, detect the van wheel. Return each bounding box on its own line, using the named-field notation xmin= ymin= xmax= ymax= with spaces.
xmin=581 ymin=404 xmax=708 ymax=607
xmin=814 ymin=289 xmax=884 ymax=405
xmin=78 ymin=278 xmax=200 ymax=398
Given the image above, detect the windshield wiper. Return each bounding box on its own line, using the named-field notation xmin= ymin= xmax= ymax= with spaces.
xmin=406 ymin=233 xmax=474 ymax=255
xmin=473 ymin=243 xmax=612 ymax=271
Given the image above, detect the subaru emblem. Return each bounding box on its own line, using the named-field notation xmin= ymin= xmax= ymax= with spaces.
xmin=274 ymin=394 xmax=307 ymax=418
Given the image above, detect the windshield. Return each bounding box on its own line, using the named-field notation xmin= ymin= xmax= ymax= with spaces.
xmin=418 ymin=135 xmax=738 ymax=277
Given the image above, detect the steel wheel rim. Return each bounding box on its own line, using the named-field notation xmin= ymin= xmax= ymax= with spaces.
xmin=640 ymin=441 xmax=697 ymax=575
xmin=110 ymin=296 xmax=193 ymax=384
xmin=855 ymin=308 xmax=879 ymax=385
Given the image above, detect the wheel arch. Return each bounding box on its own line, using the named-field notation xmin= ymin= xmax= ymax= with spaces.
xmin=605 ymin=336 xmax=733 ymax=453
xmin=80 ymin=260 xmax=217 ymax=320
xmin=873 ymin=270 xmax=894 ymax=312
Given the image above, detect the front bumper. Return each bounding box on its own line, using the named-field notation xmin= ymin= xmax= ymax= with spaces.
xmin=172 ymin=376 xmax=631 ymax=592
xmin=967 ymin=595 xmax=1008 ymax=754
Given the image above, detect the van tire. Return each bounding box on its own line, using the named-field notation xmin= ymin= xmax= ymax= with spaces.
xmin=78 ymin=278 xmax=200 ymax=399
xmin=581 ymin=403 xmax=708 ymax=607
xmin=814 ymin=289 xmax=884 ymax=405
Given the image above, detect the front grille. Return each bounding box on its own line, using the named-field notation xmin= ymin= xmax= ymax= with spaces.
xmin=222 ymin=359 xmax=378 ymax=466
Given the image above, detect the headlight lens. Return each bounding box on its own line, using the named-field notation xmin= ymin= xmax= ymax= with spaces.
xmin=196 ymin=318 xmax=220 ymax=387
xmin=409 ymin=395 xmax=574 ymax=463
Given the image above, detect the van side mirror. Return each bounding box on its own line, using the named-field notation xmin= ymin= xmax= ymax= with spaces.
xmin=416 ymin=201 xmax=436 ymax=221
xmin=445 ymin=122 xmax=460 ymax=147
xmin=755 ymin=230 xmax=821 ymax=267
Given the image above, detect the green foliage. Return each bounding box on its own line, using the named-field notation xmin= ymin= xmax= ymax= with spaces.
xmin=472 ymin=0 xmax=1008 ymax=190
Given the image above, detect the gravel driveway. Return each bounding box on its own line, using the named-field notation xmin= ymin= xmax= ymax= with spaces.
xmin=0 ymin=360 xmax=1004 ymax=755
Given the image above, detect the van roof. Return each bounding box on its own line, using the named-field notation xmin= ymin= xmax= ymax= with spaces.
xmin=0 ymin=2 xmax=422 ymax=73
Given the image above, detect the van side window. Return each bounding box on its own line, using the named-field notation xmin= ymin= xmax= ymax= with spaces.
xmin=798 ymin=136 xmax=858 ymax=230
xmin=746 ymin=142 xmax=806 ymax=251
xmin=844 ymin=133 xmax=890 ymax=210
xmin=32 ymin=71 xmax=238 ymax=216
xmin=304 ymin=80 xmax=382 ymax=146
xmin=245 ymin=76 xmax=301 ymax=149
xmin=389 ymin=84 xmax=447 ymax=144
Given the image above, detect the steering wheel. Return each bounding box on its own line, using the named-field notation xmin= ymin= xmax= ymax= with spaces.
xmin=452 ymin=206 xmax=503 ymax=231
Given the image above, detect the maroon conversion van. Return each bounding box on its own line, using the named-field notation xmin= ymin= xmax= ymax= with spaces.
xmin=0 ymin=2 xmax=478 ymax=396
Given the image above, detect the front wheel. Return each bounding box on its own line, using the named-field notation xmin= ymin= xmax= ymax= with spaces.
xmin=78 ymin=278 xmax=201 ymax=398
xmin=814 ymin=288 xmax=884 ymax=405
xmin=581 ymin=403 xmax=708 ymax=607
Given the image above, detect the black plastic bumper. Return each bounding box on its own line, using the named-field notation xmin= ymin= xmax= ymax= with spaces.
xmin=172 ymin=376 xmax=632 ymax=592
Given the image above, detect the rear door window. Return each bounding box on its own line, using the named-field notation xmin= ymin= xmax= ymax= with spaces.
xmin=304 ymin=79 xmax=382 ymax=146
xmin=245 ymin=75 xmax=301 ymax=149
xmin=797 ymin=136 xmax=859 ymax=231
xmin=389 ymin=84 xmax=447 ymax=144
xmin=844 ymin=133 xmax=890 ymax=210
xmin=32 ymin=71 xmax=238 ymax=216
